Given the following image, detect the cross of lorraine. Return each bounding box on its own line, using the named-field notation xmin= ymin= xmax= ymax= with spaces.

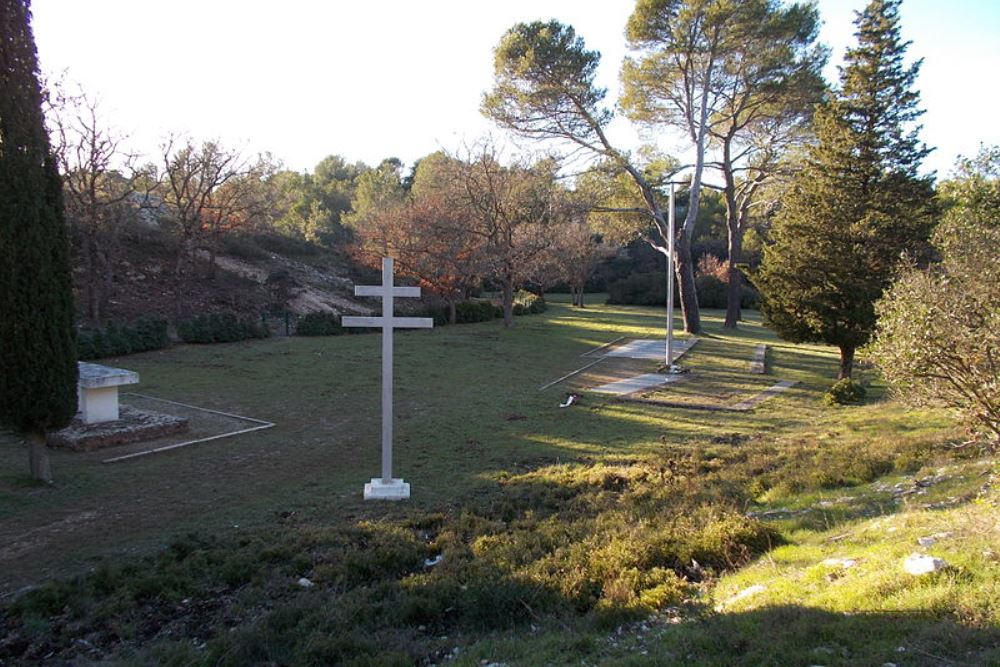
xmin=342 ymin=257 xmax=432 ymax=500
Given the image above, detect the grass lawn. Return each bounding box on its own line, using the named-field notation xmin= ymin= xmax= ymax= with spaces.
xmin=1 ymin=298 xmax=997 ymax=665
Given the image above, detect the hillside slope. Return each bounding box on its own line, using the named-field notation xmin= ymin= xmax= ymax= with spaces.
xmin=74 ymin=229 xmax=376 ymax=326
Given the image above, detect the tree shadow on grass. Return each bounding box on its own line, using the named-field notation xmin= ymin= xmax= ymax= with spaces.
xmin=645 ymin=604 xmax=1000 ymax=667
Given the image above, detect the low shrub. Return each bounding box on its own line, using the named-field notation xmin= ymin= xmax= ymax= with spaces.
xmin=77 ymin=319 xmax=170 ymax=360
xmin=608 ymin=271 xmax=761 ymax=309
xmin=740 ymin=284 xmax=761 ymax=309
xmin=219 ymin=233 xmax=269 ymax=260
xmin=606 ymin=272 xmax=667 ymax=306
xmin=824 ymin=378 xmax=867 ymax=406
xmin=513 ymin=290 xmax=546 ymax=315
xmin=455 ymin=300 xmax=498 ymax=324
xmin=695 ymin=274 xmax=727 ymax=309
xmin=295 ymin=312 xmax=343 ymax=336
xmin=423 ymin=300 xmax=499 ymax=325
xmin=177 ymin=313 xmax=269 ymax=344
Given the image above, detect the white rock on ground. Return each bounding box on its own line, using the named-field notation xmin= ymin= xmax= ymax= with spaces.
xmin=718 ymin=584 xmax=766 ymax=609
xmin=297 ymin=577 xmax=315 ymax=588
xmin=903 ymin=554 xmax=948 ymax=575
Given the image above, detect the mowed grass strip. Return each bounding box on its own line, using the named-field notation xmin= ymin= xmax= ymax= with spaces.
xmin=1 ymin=300 xmax=996 ymax=666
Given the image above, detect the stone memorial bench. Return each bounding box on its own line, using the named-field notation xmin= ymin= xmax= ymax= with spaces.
xmin=77 ymin=362 xmax=139 ymax=424
xmin=749 ymin=344 xmax=767 ymax=374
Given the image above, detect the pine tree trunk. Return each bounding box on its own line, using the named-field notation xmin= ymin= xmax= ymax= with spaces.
xmin=839 ymin=345 xmax=855 ymax=379
xmin=724 ymin=220 xmax=743 ymax=329
xmin=27 ymin=429 xmax=52 ymax=483
xmin=675 ymin=240 xmax=701 ymax=334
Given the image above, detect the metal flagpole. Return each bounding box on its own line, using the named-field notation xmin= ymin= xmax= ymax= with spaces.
xmin=666 ymin=182 xmax=676 ymax=371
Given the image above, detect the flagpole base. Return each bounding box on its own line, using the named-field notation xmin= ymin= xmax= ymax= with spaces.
xmin=364 ymin=478 xmax=410 ymax=501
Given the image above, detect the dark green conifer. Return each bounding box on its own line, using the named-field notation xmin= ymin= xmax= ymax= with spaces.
xmin=756 ymin=0 xmax=935 ymax=379
xmin=0 ymin=0 xmax=78 ymax=481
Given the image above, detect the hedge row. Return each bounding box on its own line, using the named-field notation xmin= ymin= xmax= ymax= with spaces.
xmin=177 ymin=314 xmax=270 ymax=344
xmin=299 ymin=291 xmax=547 ymax=336
xmin=77 ymin=319 xmax=170 ymax=360
xmin=296 ymin=312 xmax=343 ymax=336
xmin=606 ymin=272 xmax=760 ymax=309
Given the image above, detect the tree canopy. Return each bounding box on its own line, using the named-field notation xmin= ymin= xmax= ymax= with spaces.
xmin=755 ymin=0 xmax=935 ymax=379
xmin=0 ymin=0 xmax=78 ymax=481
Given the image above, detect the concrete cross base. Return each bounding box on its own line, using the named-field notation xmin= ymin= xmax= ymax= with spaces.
xmin=364 ymin=478 xmax=411 ymax=501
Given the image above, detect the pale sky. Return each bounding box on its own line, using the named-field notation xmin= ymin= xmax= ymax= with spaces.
xmin=30 ymin=0 xmax=1000 ymax=179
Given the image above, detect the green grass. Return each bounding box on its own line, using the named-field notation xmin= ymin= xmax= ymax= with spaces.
xmin=1 ymin=300 xmax=997 ymax=665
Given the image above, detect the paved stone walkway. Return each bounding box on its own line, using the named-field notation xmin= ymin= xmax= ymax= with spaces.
xmin=603 ymin=338 xmax=698 ymax=362
xmin=590 ymin=372 xmax=687 ymax=396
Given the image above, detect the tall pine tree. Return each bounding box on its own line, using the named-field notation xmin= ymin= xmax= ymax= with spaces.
xmin=756 ymin=0 xmax=935 ymax=379
xmin=0 ymin=0 xmax=78 ymax=481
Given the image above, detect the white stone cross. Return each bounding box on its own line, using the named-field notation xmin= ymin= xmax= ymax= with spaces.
xmin=342 ymin=257 xmax=432 ymax=500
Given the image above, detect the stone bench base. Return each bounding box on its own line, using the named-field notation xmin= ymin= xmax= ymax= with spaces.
xmin=48 ymin=406 xmax=189 ymax=451
xmin=78 ymin=362 xmax=140 ymax=424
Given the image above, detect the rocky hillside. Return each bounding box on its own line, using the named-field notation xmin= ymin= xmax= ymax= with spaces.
xmin=73 ymin=227 xmax=377 ymax=327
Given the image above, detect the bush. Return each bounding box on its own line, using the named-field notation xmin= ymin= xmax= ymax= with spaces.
xmin=177 ymin=313 xmax=269 ymax=344
xmin=455 ymin=300 xmax=498 ymax=324
xmin=608 ymin=269 xmax=761 ymax=310
xmin=77 ymin=319 xmax=170 ymax=360
xmin=295 ymin=312 xmax=343 ymax=336
xmin=824 ymin=378 xmax=867 ymax=406
xmin=513 ymin=290 xmax=546 ymax=315
xmin=740 ymin=284 xmax=761 ymax=309
xmin=695 ymin=274 xmax=727 ymax=308
xmin=871 ymin=148 xmax=1000 ymax=446
xmin=606 ymin=272 xmax=667 ymax=306
xmin=220 ymin=233 xmax=269 ymax=260
xmin=423 ymin=300 xmax=499 ymax=326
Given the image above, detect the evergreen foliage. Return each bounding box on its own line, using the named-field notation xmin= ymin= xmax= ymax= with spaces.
xmin=0 ymin=0 xmax=78 ymax=477
xmin=295 ymin=312 xmax=344 ymax=337
xmin=76 ymin=320 xmax=170 ymax=360
xmin=177 ymin=313 xmax=269 ymax=344
xmin=756 ymin=0 xmax=935 ymax=379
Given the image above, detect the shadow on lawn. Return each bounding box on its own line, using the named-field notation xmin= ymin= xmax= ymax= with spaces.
xmin=638 ymin=604 xmax=1000 ymax=667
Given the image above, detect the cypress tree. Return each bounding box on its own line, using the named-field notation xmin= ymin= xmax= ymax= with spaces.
xmin=0 ymin=0 xmax=78 ymax=481
xmin=756 ymin=0 xmax=935 ymax=379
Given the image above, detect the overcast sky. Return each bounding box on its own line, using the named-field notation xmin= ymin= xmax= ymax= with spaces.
xmin=30 ymin=0 xmax=1000 ymax=178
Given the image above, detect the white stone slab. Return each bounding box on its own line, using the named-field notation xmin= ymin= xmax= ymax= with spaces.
xmin=590 ymin=373 xmax=685 ymax=396
xmin=78 ymin=362 xmax=139 ymax=389
xmin=77 ymin=362 xmax=139 ymax=424
xmin=604 ymin=338 xmax=697 ymax=362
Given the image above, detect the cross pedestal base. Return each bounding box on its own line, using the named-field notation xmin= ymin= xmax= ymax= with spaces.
xmin=364 ymin=478 xmax=411 ymax=501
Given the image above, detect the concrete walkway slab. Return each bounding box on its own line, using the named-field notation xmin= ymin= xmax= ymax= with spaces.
xmin=731 ymin=380 xmax=797 ymax=411
xmin=604 ymin=338 xmax=698 ymax=362
xmin=591 ymin=372 xmax=686 ymax=396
